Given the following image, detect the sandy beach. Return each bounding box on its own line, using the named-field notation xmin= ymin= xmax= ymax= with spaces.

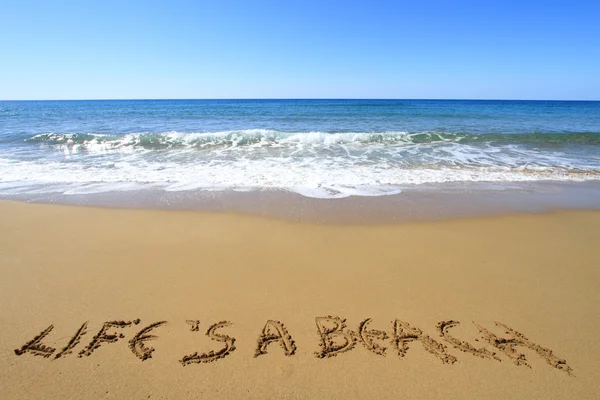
xmin=0 ymin=200 xmax=599 ymax=399
xmin=3 ymin=0 xmax=600 ymax=398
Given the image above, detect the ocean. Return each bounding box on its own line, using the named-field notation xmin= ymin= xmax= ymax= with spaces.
xmin=0 ymin=99 xmax=599 ymax=199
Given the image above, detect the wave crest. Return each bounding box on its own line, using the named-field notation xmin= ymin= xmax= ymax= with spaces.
xmin=24 ymin=130 xmax=600 ymax=153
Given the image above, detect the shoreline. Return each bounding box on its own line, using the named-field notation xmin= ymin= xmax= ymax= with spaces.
xmin=1 ymin=179 xmax=599 ymax=223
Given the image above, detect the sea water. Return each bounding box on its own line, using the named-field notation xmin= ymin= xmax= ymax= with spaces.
xmin=1 ymin=99 xmax=599 ymax=199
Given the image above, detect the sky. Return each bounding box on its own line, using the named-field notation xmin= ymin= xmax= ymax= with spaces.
xmin=0 ymin=0 xmax=598 ymax=100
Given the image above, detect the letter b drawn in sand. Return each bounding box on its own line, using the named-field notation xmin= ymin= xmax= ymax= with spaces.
xmin=14 ymin=325 xmax=56 ymax=358
xmin=315 ymin=316 xmax=356 ymax=358
xmin=78 ymin=319 xmax=140 ymax=357
xmin=391 ymin=320 xmax=457 ymax=364
xmin=180 ymin=321 xmax=236 ymax=365
xmin=129 ymin=321 xmax=167 ymax=361
xmin=254 ymin=320 xmax=297 ymax=357
xmin=474 ymin=321 xmax=573 ymax=375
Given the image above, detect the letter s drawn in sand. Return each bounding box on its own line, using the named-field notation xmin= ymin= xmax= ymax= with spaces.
xmin=180 ymin=321 xmax=236 ymax=365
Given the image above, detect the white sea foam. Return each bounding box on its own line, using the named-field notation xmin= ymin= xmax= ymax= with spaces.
xmin=2 ymin=130 xmax=598 ymax=199
xmin=0 ymin=156 xmax=597 ymax=199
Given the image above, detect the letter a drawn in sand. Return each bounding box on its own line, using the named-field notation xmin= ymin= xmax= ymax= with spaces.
xmin=391 ymin=320 xmax=457 ymax=364
xmin=129 ymin=321 xmax=167 ymax=361
xmin=474 ymin=321 xmax=573 ymax=375
xmin=14 ymin=325 xmax=56 ymax=358
xmin=180 ymin=321 xmax=236 ymax=365
xmin=315 ymin=316 xmax=356 ymax=358
xmin=254 ymin=320 xmax=297 ymax=357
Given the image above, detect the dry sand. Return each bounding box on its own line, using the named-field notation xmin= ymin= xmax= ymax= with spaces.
xmin=1 ymin=200 xmax=599 ymax=399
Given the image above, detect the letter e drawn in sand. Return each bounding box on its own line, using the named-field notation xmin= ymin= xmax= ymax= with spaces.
xmin=129 ymin=321 xmax=167 ymax=361
xmin=474 ymin=321 xmax=574 ymax=375
xmin=78 ymin=319 xmax=140 ymax=357
xmin=391 ymin=320 xmax=457 ymax=364
xmin=314 ymin=316 xmax=356 ymax=358
xmin=357 ymin=318 xmax=388 ymax=356
xmin=436 ymin=320 xmax=500 ymax=361
xmin=55 ymin=322 xmax=89 ymax=359
xmin=14 ymin=325 xmax=56 ymax=358
xmin=180 ymin=321 xmax=236 ymax=365
xmin=254 ymin=320 xmax=297 ymax=357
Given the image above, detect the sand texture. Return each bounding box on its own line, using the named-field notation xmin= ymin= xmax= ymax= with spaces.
xmin=1 ymin=200 xmax=599 ymax=399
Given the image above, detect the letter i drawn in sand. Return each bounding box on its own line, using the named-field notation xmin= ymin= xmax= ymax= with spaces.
xmin=55 ymin=322 xmax=89 ymax=359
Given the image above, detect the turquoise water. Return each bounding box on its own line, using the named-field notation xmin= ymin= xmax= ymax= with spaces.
xmin=1 ymin=99 xmax=599 ymax=198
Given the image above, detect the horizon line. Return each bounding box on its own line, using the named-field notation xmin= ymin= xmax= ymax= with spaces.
xmin=1 ymin=97 xmax=599 ymax=102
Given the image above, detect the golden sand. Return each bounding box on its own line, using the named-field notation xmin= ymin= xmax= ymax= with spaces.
xmin=1 ymin=200 xmax=599 ymax=399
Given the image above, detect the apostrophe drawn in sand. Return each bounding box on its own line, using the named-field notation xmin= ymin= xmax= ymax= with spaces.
xmin=78 ymin=319 xmax=140 ymax=357
xmin=474 ymin=321 xmax=573 ymax=375
xmin=357 ymin=318 xmax=388 ymax=356
xmin=14 ymin=325 xmax=56 ymax=358
xmin=436 ymin=320 xmax=500 ymax=361
xmin=180 ymin=321 xmax=236 ymax=365
xmin=185 ymin=320 xmax=200 ymax=332
xmin=55 ymin=322 xmax=88 ymax=359
xmin=391 ymin=320 xmax=457 ymax=364
xmin=129 ymin=321 xmax=167 ymax=361
xmin=254 ymin=320 xmax=297 ymax=357
xmin=315 ymin=316 xmax=356 ymax=358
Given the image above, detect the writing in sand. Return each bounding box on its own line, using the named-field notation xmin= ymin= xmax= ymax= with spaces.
xmin=14 ymin=316 xmax=572 ymax=375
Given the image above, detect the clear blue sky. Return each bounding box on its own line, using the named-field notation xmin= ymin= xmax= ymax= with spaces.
xmin=1 ymin=0 xmax=598 ymax=100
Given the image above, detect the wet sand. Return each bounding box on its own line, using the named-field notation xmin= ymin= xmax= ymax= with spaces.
xmin=1 ymin=200 xmax=599 ymax=399
xmin=3 ymin=180 xmax=600 ymax=223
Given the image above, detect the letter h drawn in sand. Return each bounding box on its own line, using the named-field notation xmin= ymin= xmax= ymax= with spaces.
xmin=474 ymin=321 xmax=573 ymax=375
